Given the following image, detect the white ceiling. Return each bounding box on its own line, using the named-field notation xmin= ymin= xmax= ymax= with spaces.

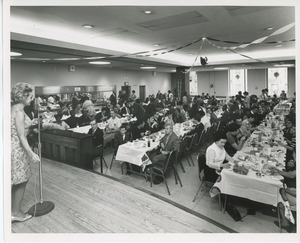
xmin=10 ymin=5 xmax=296 ymax=72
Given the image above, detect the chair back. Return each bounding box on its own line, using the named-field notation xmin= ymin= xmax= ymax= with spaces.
xmin=164 ymin=150 xmax=178 ymax=171
xmin=180 ymin=135 xmax=190 ymax=152
xmin=198 ymin=128 xmax=206 ymax=145
xmin=197 ymin=153 xmax=206 ymax=181
xmin=189 ymin=133 xmax=198 ymax=150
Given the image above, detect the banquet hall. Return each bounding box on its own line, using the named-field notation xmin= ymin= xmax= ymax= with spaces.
xmin=5 ymin=0 xmax=298 ymax=238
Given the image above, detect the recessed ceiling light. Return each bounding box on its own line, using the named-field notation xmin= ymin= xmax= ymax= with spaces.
xmin=274 ymin=64 xmax=294 ymax=67
xmin=10 ymin=51 xmax=22 ymax=56
xmin=214 ymin=67 xmax=228 ymax=70
xmin=140 ymin=66 xmax=156 ymax=69
xmin=171 ymin=69 xmax=176 ymax=72
xmin=143 ymin=10 xmax=153 ymax=14
xmin=55 ymin=58 xmax=81 ymax=61
xmin=89 ymin=61 xmax=111 ymax=65
xmin=189 ymin=53 xmax=195 ymax=55
xmin=275 ymin=45 xmax=282 ymax=48
xmin=154 ymin=44 xmax=160 ymax=47
xmin=265 ymin=27 xmax=274 ymax=31
xmin=82 ymin=24 xmax=94 ymax=29
xmin=20 ymin=58 xmax=50 ymax=61
xmin=83 ymin=57 xmax=105 ymax=60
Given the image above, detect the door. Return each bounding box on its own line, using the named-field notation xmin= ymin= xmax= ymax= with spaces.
xmin=139 ymin=85 xmax=146 ymax=102
xmin=121 ymin=86 xmax=131 ymax=101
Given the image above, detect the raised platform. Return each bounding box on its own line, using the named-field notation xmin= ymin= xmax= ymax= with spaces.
xmin=11 ymin=158 xmax=233 ymax=234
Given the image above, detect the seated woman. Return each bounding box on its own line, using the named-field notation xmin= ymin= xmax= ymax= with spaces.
xmin=173 ymin=108 xmax=184 ymax=124
xmin=205 ymin=132 xmax=234 ymax=182
xmin=278 ymin=126 xmax=296 ymax=163
xmin=163 ymin=110 xmax=174 ymax=126
xmin=42 ymin=106 xmax=55 ymax=123
xmin=42 ymin=113 xmax=70 ymax=130
xmin=225 ymin=122 xmax=247 ymax=157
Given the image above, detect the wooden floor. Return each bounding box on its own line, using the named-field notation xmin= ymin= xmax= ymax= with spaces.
xmin=12 ymin=159 xmax=232 ymax=233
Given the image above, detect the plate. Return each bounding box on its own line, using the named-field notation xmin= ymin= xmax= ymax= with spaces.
xmin=271 ymin=175 xmax=283 ymax=181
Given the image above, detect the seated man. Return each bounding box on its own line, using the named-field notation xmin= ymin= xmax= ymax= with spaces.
xmin=120 ymin=101 xmax=131 ymax=117
xmin=78 ymin=109 xmax=91 ymax=127
xmin=131 ymin=120 xmax=146 ymax=140
xmin=106 ymin=110 xmax=122 ymax=134
xmin=95 ymin=107 xmax=110 ymax=123
xmin=270 ymin=154 xmax=296 ymax=233
xmin=151 ymin=124 xmax=179 ymax=165
xmin=87 ymin=119 xmax=104 ymax=169
xmin=114 ymin=124 xmax=131 ymax=151
xmin=65 ymin=110 xmax=78 ymax=128
xmin=144 ymin=116 xmax=159 ymax=134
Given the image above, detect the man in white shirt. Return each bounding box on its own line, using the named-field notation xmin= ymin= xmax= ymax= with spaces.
xmin=47 ymin=95 xmax=55 ymax=104
xmin=106 ymin=110 xmax=121 ymax=134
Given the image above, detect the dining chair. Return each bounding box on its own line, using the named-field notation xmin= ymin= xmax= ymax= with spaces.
xmin=109 ymin=138 xmax=116 ymax=169
xmin=179 ymin=135 xmax=192 ymax=167
xmin=192 ymin=153 xmax=222 ymax=210
xmin=150 ymin=150 xmax=182 ymax=195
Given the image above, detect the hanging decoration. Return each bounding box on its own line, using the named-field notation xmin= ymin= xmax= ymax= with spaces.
xmin=104 ymin=23 xmax=295 ymax=74
xmin=182 ymin=38 xmax=206 ymax=74
xmin=235 ymin=74 xmax=240 ymax=80
xmin=274 ymin=72 xmax=280 ymax=78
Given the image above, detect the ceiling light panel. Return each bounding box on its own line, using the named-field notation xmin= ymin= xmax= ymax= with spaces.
xmin=137 ymin=11 xmax=208 ymax=31
xmin=89 ymin=61 xmax=111 ymax=65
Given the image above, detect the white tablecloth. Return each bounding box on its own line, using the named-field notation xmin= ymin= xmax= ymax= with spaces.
xmin=116 ymin=140 xmax=159 ymax=169
xmin=115 ymin=120 xmax=199 ymax=169
xmin=210 ymin=121 xmax=295 ymax=223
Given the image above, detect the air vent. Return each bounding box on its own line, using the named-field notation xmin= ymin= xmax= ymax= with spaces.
xmin=94 ymin=27 xmax=137 ymax=37
xmin=137 ymin=11 xmax=208 ymax=31
xmin=224 ymin=6 xmax=278 ymax=16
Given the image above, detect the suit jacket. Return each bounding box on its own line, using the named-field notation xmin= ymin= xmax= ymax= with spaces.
xmin=160 ymin=132 xmax=180 ymax=152
xmin=120 ymin=106 xmax=130 ymax=116
xmin=88 ymin=127 xmax=104 ymax=147
xmin=78 ymin=115 xmax=91 ymax=127
xmin=114 ymin=131 xmax=130 ymax=150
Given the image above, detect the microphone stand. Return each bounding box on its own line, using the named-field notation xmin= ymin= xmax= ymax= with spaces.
xmin=28 ymin=110 xmax=55 ymax=217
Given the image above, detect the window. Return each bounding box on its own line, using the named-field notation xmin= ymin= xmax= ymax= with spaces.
xmin=268 ymin=68 xmax=288 ymax=96
xmin=189 ymin=71 xmax=198 ymax=96
xmin=229 ymin=69 xmax=245 ymax=96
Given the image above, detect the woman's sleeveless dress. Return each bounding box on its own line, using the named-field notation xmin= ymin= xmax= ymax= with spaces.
xmin=11 ymin=109 xmax=32 ymax=185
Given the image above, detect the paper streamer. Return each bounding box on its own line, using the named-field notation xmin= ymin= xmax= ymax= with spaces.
xmin=205 ymin=38 xmax=269 ymax=64
xmin=229 ymin=22 xmax=294 ymax=50
xmin=182 ymin=38 xmax=206 ymax=74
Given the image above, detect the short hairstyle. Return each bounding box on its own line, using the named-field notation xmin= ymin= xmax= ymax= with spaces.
xmin=120 ymin=124 xmax=127 ymax=130
xmin=165 ymin=124 xmax=173 ymax=130
xmin=227 ymin=122 xmax=240 ymax=132
xmin=54 ymin=113 xmax=63 ymax=120
xmin=213 ymin=131 xmax=227 ymax=142
xmin=11 ymin=82 xmax=34 ymax=103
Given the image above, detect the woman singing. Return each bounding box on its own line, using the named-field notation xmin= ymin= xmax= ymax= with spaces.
xmin=11 ymin=83 xmax=40 ymax=222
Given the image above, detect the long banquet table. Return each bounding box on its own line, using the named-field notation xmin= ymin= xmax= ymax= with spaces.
xmin=210 ymin=117 xmax=295 ymax=223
